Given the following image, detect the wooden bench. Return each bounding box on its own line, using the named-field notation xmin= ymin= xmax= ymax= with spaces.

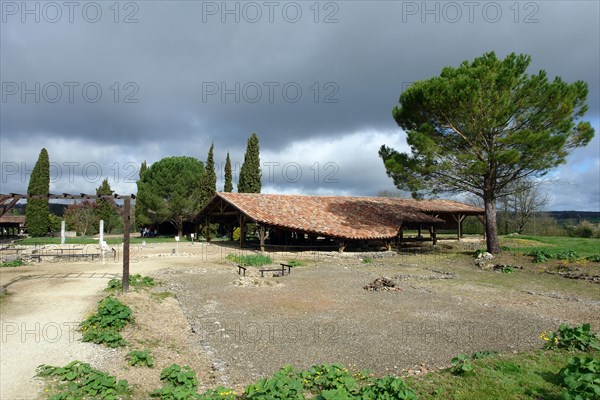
xmin=237 ymin=265 xmax=247 ymax=276
xmin=259 ymin=263 xmax=294 ymax=277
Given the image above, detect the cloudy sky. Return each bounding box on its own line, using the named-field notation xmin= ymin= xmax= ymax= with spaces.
xmin=1 ymin=0 xmax=599 ymax=210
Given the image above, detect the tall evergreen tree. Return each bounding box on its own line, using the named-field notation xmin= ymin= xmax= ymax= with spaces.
xmin=26 ymin=148 xmax=50 ymax=236
xmin=224 ymin=152 xmax=233 ymax=192
xmin=135 ymin=160 xmax=149 ymax=229
xmin=237 ymin=133 xmax=262 ymax=193
xmin=95 ymin=178 xmax=122 ymax=234
xmin=199 ymin=144 xmax=217 ymax=205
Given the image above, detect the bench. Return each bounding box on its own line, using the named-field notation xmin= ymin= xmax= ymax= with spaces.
xmin=259 ymin=263 xmax=294 ymax=277
xmin=237 ymin=265 xmax=247 ymax=276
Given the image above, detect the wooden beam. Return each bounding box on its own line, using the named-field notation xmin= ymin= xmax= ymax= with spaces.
xmin=122 ymin=197 xmax=131 ymax=294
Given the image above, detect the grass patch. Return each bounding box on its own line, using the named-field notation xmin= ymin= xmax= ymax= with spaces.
xmin=405 ymin=349 xmax=595 ymax=399
xmin=151 ymin=291 xmax=175 ymax=302
xmin=226 ymin=253 xmax=273 ymax=267
xmin=502 ymin=236 xmax=600 ymax=258
xmin=105 ymin=274 xmax=156 ymax=293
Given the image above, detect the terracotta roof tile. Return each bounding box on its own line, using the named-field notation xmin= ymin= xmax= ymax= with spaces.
xmin=207 ymin=193 xmax=482 ymax=240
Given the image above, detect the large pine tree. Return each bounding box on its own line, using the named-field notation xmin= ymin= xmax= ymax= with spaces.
xmin=26 ymin=148 xmax=50 ymax=236
xmin=224 ymin=152 xmax=233 ymax=192
xmin=199 ymin=144 xmax=217 ymax=205
xmin=237 ymin=133 xmax=261 ymax=193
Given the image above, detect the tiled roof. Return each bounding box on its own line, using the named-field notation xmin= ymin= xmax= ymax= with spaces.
xmin=0 ymin=215 xmax=25 ymax=224
xmin=208 ymin=193 xmax=482 ymax=240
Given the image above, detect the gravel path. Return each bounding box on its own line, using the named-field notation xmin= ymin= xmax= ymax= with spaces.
xmin=166 ymin=256 xmax=600 ymax=389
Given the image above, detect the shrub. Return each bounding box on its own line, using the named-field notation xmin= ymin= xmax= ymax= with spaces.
xmin=127 ymin=349 xmax=154 ymax=367
xmin=245 ymin=365 xmax=304 ymax=399
xmin=36 ymin=361 xmax=131 ymax=399
xmin=358 ymin=376 xmax=418 ymax=399
xmin=541 ymin=323 xmax=600 ymax=351
xmin=287 ymin=259 xmax=304 ymax=267
xmin=80 ymin=296 xmax=132 ymax=347
xmin=151 ymin=364 xmax=199 ymax=399
xmin=587 ymin=254 xmax=600 ymax=263
xmin=299 ymin=363 xmax=359 ymax=394
xmin=558 ymin=356 xmax=600 ymax=400
xmin=0 ymin=259 xmax=24 ymax=268
xmin=450 ymin=354 xmax=475 ymax=375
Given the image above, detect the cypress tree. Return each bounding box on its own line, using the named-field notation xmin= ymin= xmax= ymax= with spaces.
xmin=96 ymin=178 xmax=121 ymax=234
xmin=224 ymin=152 xmax=233 ymax=192
xmin=26 ymin=148 xmax=50 ymax=236
xmin=200 ymin=144 xmax=217 ymax=205
xmin=238 ymin=133 xmax=261 ymax=193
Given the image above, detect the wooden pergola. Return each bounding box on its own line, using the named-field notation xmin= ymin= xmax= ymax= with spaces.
xmin=0 ymin=193 xmax=135 ymax=293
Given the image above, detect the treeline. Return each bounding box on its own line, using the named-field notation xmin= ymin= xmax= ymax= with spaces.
xmin=20 ymin=133 xmax=262 ymax=237
xmin=462 ymin=212 xmax=600 ymax=238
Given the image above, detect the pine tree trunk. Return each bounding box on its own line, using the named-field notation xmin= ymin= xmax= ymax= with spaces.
xmin=484 ymin=194 xmax=501 ymax=254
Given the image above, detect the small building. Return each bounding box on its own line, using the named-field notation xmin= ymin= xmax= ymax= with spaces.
xmin=198 ymin=193 xmax=484 ymax=252
xmin=0 ymin=215 xmax=25 ymax=238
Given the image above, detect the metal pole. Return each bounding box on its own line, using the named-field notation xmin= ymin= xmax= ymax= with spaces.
xmin=122 ymin=197 xmax=130 ymax=294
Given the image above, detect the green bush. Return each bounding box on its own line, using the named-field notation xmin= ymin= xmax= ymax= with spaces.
xmin=80 ymin=297 xmax=132 ymax=347
xmin=527 ymin=249 xmax=582 ymax=263
xmin=287 ymin=259 xmax=304 ymax=267
xmin=36 ymin=361 xmax=131 ymax=399
xmin=300 ymin=363 xmax=359 ymax=394
xmin=450 ymin=354 xmax=475 ymax=375
xmin=151 ymin=364 xmax=200 ymax=399
xmin=0 ymin=259 xmax=24 ymax=268
xmin=558 ymin=356 xmax=600 ymax=400
xmin=358 ymin=376 xmax=418 ymax=399
xmin=127 ymin=349 xmax=154 ymax=367
xmin=542 ymin=323 xmax=600 ymax=351
xmin=587 ymin=254 xmax=600 ymax=262
xmin=245 ymin=365 xmax=304 ymax=399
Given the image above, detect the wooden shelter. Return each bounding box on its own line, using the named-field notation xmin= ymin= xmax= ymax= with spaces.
xmin=198 ymin=193 xmax=484 ymax=252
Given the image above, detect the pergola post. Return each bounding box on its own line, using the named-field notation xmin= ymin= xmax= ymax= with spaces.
xmin=122 ymin=197 xmax=130 ymax=294
xmin=452 ymin=214 xmax=466 ymax=240
xmin=258 ymin=225 xmax=266 ymax=252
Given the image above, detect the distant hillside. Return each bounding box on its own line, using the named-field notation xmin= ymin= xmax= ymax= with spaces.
xmin=546 ymin=211 xmax=600 ymax=224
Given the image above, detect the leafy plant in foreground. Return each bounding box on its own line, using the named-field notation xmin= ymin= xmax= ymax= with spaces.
xmin=450 ymin=354 xmax=475 ymax=375
xmin=244 ymin=365 xmax=304 ymax=399
xmin=150 ymin=364 xmax=200 ymax=399
xmin=36 ymin=360 xmax=130 ymax=399
xmin=0 ymin=259 xmax=24 ymax=268
xmin=80 ymin=296 xmax=132 ymax=347
xmin=127 ymin=349 xmax=154 ymax=367
xmin=542 ymin=323 xmax=600 ymax=351
xmin=558 ymin=356 xmax=600 ymax=400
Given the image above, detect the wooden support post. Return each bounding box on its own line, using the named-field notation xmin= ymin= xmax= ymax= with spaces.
xmin=432 ymin=225 xmax=437 ymax=245
xmin=452 ymin=214 xmax=466 ymax=240
xmin=338 ymin=240 xmax=345 ymax=253
xmin=122 ymin=197 xmax=130 ymax=294
xmin=205 ymin=217 xmax=210 ymax=242
xmin=417 ymin=225 xmax=422 ymax=238
xmin=258 ymin=225 xmax=266 ymax=253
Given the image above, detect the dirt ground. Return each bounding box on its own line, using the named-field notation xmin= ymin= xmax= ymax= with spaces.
xmin=1 ymin=239 xmax=599 ymax=399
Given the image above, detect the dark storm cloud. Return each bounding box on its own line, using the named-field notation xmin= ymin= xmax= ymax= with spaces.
xmin=1 ymin=1 xmax=598 ymax=209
